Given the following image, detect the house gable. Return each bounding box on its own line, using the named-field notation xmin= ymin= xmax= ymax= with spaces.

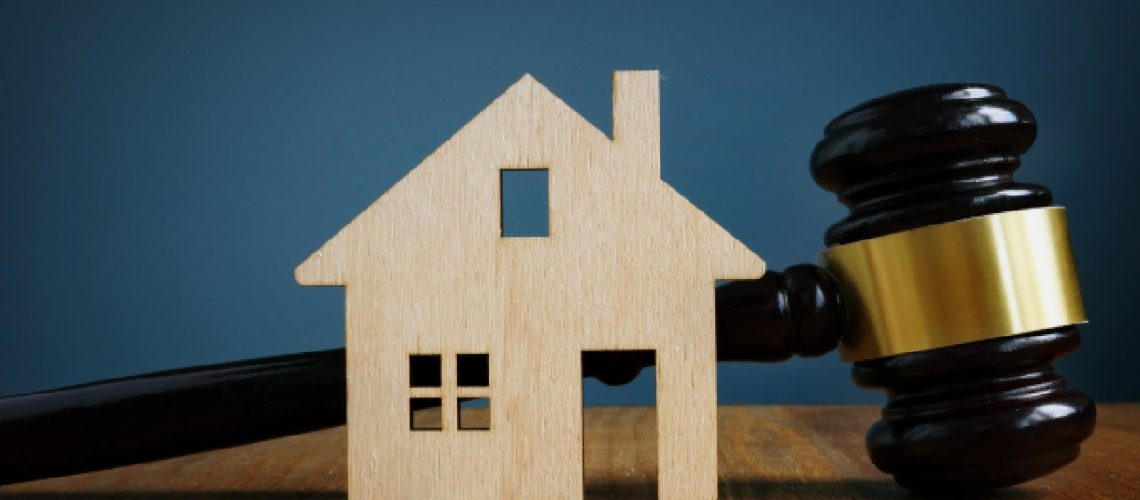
xmin=296 ymin=71 xmax=763 ymax=286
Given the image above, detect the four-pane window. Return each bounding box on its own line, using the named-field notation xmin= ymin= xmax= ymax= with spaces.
xmin=408 ymin=353 xmax=491 ymax=431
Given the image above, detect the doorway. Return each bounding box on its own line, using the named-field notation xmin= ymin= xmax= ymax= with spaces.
xmin=581 ymin=349 xmax=657 ymax=499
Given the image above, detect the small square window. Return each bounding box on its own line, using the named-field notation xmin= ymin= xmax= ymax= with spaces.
xmin=457 ymin=353 xmax=489 ymax=387
xmin=500 ymin=169 xmax=549 ymax=237
xmin=458 ymin=398 xmax=491 ymax=430
xmin=410 ymin=398 xmax=443 ymax=431
xmin=409 ymin=354 xmax=441 ymax=387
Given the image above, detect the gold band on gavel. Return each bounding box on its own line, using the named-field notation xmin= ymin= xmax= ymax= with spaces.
xmin=819 ymin=206 xmax=1087 ymax=362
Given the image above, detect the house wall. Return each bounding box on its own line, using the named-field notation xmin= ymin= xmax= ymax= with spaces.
xmin=346 ymin=277 xmax=718 ymax=499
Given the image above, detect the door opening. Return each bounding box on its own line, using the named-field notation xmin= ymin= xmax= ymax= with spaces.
xmin=581 ymin=350 xmax=657 ymax=499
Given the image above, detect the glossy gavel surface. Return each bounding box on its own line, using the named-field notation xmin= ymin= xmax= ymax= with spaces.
xmin=811 ymin=83 xmax=1095 ymax=491
xmin=0 ymin=349 xmax=347 ymax=484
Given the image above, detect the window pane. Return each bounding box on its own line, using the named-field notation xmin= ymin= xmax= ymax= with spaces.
xmin=458 ymin=398 xmax=491 ymax=430
xmin=457 ymin=353 xmax=489 ymax=387
xmin=410 ymin=354 xmax=441 ymax=387
xmin=410 ymin=398 xmax=443 ymax=430
xmin=500 ymin=169 xmax=549 ymax=237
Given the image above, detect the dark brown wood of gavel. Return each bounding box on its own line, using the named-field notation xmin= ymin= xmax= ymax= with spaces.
xmin=0 ymin=84 xmax=1095 ymax=491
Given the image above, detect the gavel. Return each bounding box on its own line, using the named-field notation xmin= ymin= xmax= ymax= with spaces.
xmin=0 ymin=83 xmax=1095 ymax=490
xmin=593 ymin=82 xmax=1096 ymax=491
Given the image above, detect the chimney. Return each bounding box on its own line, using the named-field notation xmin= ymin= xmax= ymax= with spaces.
xmin=612 ymin=71 xmax=661 ymax=177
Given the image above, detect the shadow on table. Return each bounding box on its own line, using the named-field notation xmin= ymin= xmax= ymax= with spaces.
xmin=716 ymin=478 xmax=1047 ymax=499
xmin=582 ymin=477 xmax=1046 ymax=499
xmin=0 ymin=480 xmax=1047 ymax=499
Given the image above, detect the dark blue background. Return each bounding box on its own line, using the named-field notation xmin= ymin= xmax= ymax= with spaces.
xmin=3 ymin=0 xmax=1139 ymax=405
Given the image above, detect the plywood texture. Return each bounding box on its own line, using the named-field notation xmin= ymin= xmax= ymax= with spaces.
xmin=4 ymin=405 xmax=1138 ymax=499
xmin=293 ymin=71 xmax=764 ymax=498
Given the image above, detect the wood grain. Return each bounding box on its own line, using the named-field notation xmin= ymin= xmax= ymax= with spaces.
xmin=294 ymin=70 xmax=763 ymax=499
xmin=3 ymin=404 xmax=1136 ymax=499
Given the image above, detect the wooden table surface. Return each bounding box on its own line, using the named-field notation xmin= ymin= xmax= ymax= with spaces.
xmin=2 ymin=404 xmax=1137 ymax=499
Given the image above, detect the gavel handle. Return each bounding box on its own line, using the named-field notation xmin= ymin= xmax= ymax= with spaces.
xmin=585 ymin=264 xmax=843 ymax=384
xmin=0 ymin=349 xmax=347 ymax=485
xmin=0 ymin=265 xmax=843 ymax=485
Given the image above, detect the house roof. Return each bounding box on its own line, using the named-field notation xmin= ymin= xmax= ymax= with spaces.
xmin=296 ymin=72 xmax=763 ymax=286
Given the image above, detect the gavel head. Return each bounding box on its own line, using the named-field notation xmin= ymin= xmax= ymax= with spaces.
xmin=810 ymin=84 xmax=1096 ymax=491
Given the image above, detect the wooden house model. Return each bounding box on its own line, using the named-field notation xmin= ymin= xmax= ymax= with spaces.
xmin=296 ymin=70 xmax=765 ymax=499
